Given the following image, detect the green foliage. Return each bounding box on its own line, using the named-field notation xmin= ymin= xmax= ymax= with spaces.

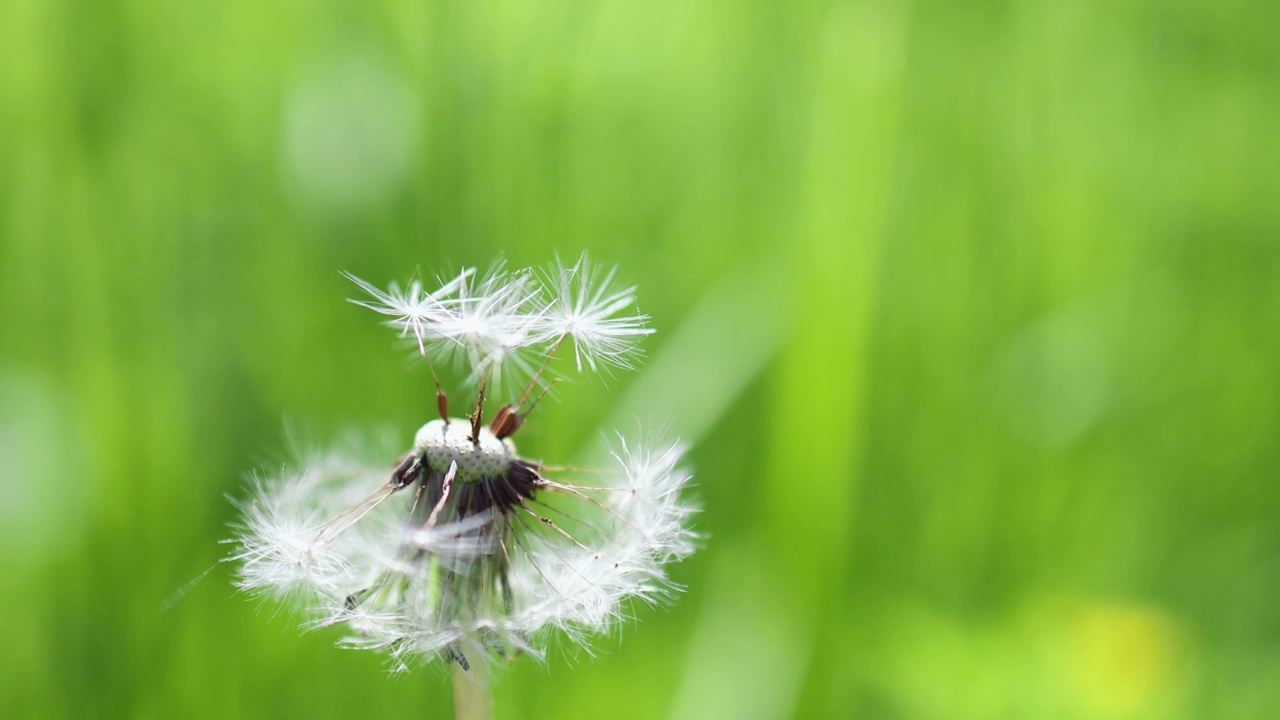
xmin=1 ymin=1 xmax=1277 ymax=718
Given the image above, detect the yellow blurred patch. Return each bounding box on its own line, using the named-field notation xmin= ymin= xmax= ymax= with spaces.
xmin=1066 ymin=601 xmax=1187 ymax=719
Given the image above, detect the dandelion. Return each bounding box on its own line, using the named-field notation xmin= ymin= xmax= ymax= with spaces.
xmin=230 ymin=254 xmax=697 ymax=713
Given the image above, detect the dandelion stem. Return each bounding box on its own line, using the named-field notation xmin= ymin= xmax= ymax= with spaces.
xmin=452 ymin=660 xmax=492 ymax=720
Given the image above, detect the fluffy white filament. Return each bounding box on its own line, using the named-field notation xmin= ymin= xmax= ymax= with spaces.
xmin=344 ymin=254 xmax=653 ymax=384
xmin=232 ymin=432 xmax=696 ymax=669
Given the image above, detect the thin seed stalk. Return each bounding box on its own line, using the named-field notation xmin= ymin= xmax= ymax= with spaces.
xmin=452 ymin=659 xmax=492 ymax=720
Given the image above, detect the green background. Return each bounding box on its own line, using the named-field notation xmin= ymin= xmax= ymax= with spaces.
xmin=2 ymin=1 xmax=1278 ymax=718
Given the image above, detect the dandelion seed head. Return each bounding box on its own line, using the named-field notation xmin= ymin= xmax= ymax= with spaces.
xmin=414 ymin=419 xmax=515 ymax=483
xmin=232 ymin=255 xmax=696 ymax=672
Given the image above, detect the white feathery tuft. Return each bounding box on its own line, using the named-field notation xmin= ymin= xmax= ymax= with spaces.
xmin=536 ymin=253 xmax=654 ymax=373
xmin=345 ymin=254 xmax=652 ymax=383
xmin=342 ymin=268 xmax=474 ymax=356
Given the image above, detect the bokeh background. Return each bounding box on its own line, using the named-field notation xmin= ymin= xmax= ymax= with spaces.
xmin=2 ymin=1 xmax=1278 ymax=718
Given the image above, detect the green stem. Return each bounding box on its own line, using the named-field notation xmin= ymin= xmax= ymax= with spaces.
xmin=452 ymin=659 xmax=492 ymax=720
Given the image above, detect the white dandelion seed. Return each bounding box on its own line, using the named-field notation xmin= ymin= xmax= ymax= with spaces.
xmin=433 ymin=263 xmax=547 ymax=387
xmin=341 ymin=267 xmax=474 ymax=356
xmin=232 ymin=255 xmax=697 ymax=674
xmin=534 ymin=253 xmax=654 ymax=374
